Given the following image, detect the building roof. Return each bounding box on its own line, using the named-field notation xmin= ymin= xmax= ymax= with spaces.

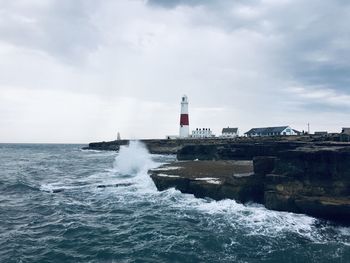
xmin=314 ymin=131 xmax=328 ymax=135
xmin=293 ymin=129 xmax=301 ymax=134
xmin=342 ymin=128 xmax=350 ymax=135
xmin=245 ymin=126 xmax=289 ymax=135
xmin=222 ymin=127 xmax=238 ymax=133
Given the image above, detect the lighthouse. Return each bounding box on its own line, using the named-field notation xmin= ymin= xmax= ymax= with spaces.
xmin=179 ymin=95 xmax=189 ymax=138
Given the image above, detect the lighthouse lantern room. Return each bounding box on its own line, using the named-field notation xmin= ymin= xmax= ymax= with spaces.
xmin=179 ymin=95 xmax=189 ymax=138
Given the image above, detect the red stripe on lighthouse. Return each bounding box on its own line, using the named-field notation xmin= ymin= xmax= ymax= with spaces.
xmin=180 ymin=114 xmax=189 ymax=125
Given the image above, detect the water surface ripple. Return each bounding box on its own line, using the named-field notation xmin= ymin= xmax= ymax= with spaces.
xmin=0 ymin=143 xmax=349 ymax=263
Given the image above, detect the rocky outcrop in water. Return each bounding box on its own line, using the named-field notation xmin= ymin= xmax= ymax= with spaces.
xmin=149 ymin=160 xmax=263 ymax=202
xmin=84 ymin=139 xmax=221 ymax=154
xmin=86 ymin=138 xmax=278 ymax=154
xmin=176 ymin=141 xmax=307 ymax=160
xmin=149 ymin=146 xmax=350 ymax=224
xmin=176 ymin=140 xmax=350 ymax=160
xmin=262 ymin=147 xmax=350 ymax=222
xmin=84 ymin=136 xmax=315 ymax=154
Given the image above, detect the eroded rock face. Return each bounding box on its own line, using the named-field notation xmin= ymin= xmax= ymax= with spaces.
xmin=253 ymin=156 xmax=276 ymax=175
xmin=150 ymin=146 xmax=350 ymax=224
xmin=176 ymin=144 xmax=219 ymax=160
xmin=85 ymin=138 xmax=245 ymax=154
xmin=149 ymin=161 xmax=263 ymax=202
xmin=177 ymin=142 xmax=307 ymax=161
xmin=262 ymin=147 xmax=350 ymax=223
xmin=274 ymin=147 xmax=350 ymax=181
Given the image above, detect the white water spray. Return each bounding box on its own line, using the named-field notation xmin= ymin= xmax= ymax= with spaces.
xmin=113 ymin=141 xmax=156 ymax=176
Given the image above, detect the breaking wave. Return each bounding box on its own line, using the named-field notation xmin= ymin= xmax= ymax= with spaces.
xmin=1 ymin=144 xmax=349 ymax=262
xmin=113 ymin=141 xmax=156 ymax=176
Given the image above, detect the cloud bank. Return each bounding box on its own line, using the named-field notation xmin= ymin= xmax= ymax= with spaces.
xmin=0 ymin=0 xmax=349 ymax=142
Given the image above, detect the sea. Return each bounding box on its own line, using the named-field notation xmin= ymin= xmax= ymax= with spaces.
xmin=0 ymin=142 xmax=349 ymax=263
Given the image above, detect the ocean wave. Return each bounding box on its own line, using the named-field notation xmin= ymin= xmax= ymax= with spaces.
xmin=151 ymin=188 xmax=350 ymax=245
xmin=2 ymin=144 xmax=349 ymax=262
xmin=80 ymin=148 xmax=103 ymax=153
xmin=3 ymin=181 xmax=40 ymax=193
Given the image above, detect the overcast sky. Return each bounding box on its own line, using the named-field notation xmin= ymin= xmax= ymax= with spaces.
xmin=1 ymin=0 xmax=350 ymax=143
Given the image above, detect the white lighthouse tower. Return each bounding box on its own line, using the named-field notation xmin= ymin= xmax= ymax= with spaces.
xmin=179 ymin=95 xmax=189 ymax=138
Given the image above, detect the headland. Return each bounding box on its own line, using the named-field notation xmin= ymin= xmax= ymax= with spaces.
xmin=85 ymin=135 xmax=350 ymax=224
xmin=83 ymin=132 xmax=349 ymax=154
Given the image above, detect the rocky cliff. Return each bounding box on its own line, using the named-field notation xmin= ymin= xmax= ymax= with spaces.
xmin=84 ymin=139 xmax=186 ymax=154
xmin=149 ymin=145 xmax=350 ymax=224
xmin=262 ymin=147 xmax=350 ymax=222
xmin=176 ymin=141 xmax=307 ymax=160
xmin=84 ymin=136 xmax=315 ymax=154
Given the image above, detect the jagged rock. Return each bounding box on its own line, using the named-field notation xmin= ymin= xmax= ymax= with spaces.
xmin=253 ymin=156 xmax=276 ymax=175
xmin=97 ymin=183 xmax=133 ymax=188
xmin=263 ymin=147 xmax=350 ymax=223
xmin=274 ymin=147 xmax=350 ymax=180
xmin=85 ymin=138 xmax=241 ymax=154
xmin=84 ymin=136 xmax=317 ymax=154
xmin=294 ymin=196 xmax=350 ymax=222
xmin=149 ymin=161 xmax=262 ymax=202
xmin=150 ymin=146 xmax=350 ymax=224
xmin=175 ymin=144 xmax=219 ymax=160
xmin=177 ymin=141 xmax=307 ymax=160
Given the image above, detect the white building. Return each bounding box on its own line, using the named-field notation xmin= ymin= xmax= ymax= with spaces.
xmin=221 ymin=127 xmax=239 ymax=138
xmin=191 ymin=128 xmax=213 ymax=138
xmin=245 ymin=126 xmax=300 ymax=137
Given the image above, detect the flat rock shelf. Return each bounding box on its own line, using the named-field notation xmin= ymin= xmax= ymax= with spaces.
xmin=149 ymin=157 xmax=350 ymax=225
xmin=149 ymin=160 xmax=264 ymax=204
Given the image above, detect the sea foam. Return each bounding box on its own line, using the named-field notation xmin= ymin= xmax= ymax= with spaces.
xmin=113 ymin=141 xmax=155 ymax=175
xmin=112 ymin=141 xmax=159 ymax=192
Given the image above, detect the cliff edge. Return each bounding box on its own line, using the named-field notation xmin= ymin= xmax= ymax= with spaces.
xmin=149 ymin=146 xmax=350 ymax=224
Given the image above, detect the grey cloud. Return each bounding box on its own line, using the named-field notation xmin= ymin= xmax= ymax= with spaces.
xmin=147 ymin=0 xmax=258 ymax=9
xmin=302 ymin=102 xmax=350 ymax=112
xmin=1 ymin=0 xmax=350 ymax=141
xmin=265 ymin=1 xmax=350 ymax=94
xmin=147 ymin=0 xmax=210 ymax=8
xmin=151 ymin=0 xmax=350 ymax=95
xmin=0 ymin=0 xmax=100 ymax=63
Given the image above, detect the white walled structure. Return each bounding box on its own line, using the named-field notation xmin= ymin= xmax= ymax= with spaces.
xmin=191 ymin=128 xmax=213 ymax=138
xmin=221 ymin=127 xmax=239 ymax=138
xmin=179 ymin=95 xmax=189 ymax=138
xmin=245 ymin=126 xmax=300 ymax=137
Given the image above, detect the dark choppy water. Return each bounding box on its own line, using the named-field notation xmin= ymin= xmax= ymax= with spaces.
xmin=0 ymin=142 xmax=349 ymax=263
